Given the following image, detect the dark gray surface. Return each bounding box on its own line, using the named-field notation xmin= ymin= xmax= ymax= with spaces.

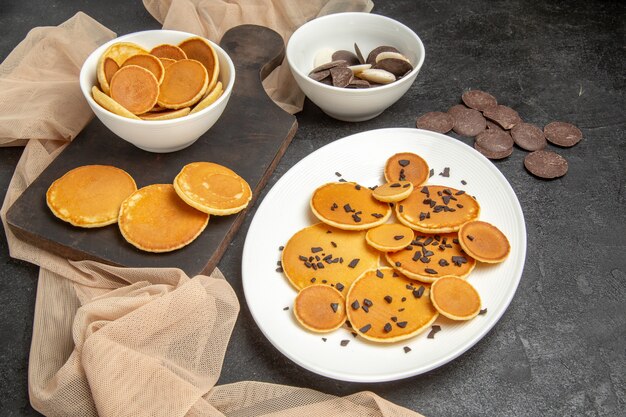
xmin=1 ymin=1 xmax=624 ymax=416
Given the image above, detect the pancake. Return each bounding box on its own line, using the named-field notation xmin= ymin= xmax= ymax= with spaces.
xmin=118 ymin=184 xmax=209 ymax=252
xmin=310 ymin=182 xmax=391 ymax=230
xmin=384 ymin=152 xmax=429 ymax=186
xmin=103 ymin=57 xmax=119 ymax=85
xmin=396 ymin=185 xmax=480 ymax=233
xmin=140 ymin=107 xmax=190 ymax=120
xmin=109 ymin=65 xmax=159 ymax=115
xmin=281 ymin=223 xmax=379 ymax=291
xmin=294 ymin=285 xmax=346 ymax=333
xmin=346 ymin=267 xmax=439 ymax=343
xmin=365 ymin=223 xmax=414 ymax=252
xmin=91 ymin=86 xmax=140 ymax=120
xmin=386 ymin=232 xmax=476 ymax=283
xmin=371 ymin=180 xmax=413 ymax=203
xmin=122 ymin=53 xmax=165 ymax=84
xmin=159 ymin=58 xmax=177 ymax=69
xmin=430 ymin=276 xmax=481 ymax=320
xmin=173 ymin=162 xmax=251 ymax=215
xmin=458 ymin=220 xmax=510 ymax=263
xmin=46 ymin=165 xmax=136 ymax=228
xmin=178 ymin=37 xmax=220 ymax=92
xmin=157 ymin=59 xmax=208 ymax=109
xmin=150 ymin=44 xmax=187 ymax=61
xmin=97 ymin=42 xmax=148 ymax=94
xmin=190 ymin=81 xmax=223 ymax=114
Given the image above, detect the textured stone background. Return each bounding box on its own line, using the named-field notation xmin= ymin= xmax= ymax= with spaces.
xmin=0 ymin=1 xmax=624 ymax=416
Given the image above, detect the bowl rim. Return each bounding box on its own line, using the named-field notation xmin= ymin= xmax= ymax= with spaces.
xmin=80 ymin=29 xmax=236 ymax=125
xmin=286 ymin=12 xmax=425 ymax=94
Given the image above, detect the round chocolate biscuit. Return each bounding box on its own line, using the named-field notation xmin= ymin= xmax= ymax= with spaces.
xmin=482 ymin=105 xmax=522 ymax=130
xmin=474 ymin=130 xmax=514 ymax=159
xmin=544 ymin=121 xmax=582 ymax=147
xmin=416 ymin=111 xmax=454 ymax=134
xmin=366 ymin=46 xmax=400 ymax=65
xmin=524 ymin=150 xmax=568 ymax=179
xmin=332 ymin=50 xmax=360 ymax=66
xmin=511 ymin=122 xmax=546 ymax=151
xmin=462 ymin=90 xmax=497 ymax=111
xmin=451 ymin=107 xmax=486 ymax=137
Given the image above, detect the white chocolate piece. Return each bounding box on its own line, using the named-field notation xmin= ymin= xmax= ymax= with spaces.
xmin=356 ymin=68 xmax=396 ymax=84
xmin=376 ymin=51 xmax=411 ymax=64
xmin=314 ymin=48 xmax=336 ymax=67
xmin=347 ymin=64 xmax=372 ymax=74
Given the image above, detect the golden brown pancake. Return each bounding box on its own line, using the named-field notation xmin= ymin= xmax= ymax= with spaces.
xmin=178 ymin=37 xmax=220 ymax=92
xmin=91 ymin=86 xmax=140 ymax=120
xmin=430 ymin=276 xmax=481 ymax=320
xmin=294 ymin=285 xmax=346 ymax=333
xmin=396 ymin=185 xmax=480 ymax=233
xmin=140 ymin=107 xmax=190 ymax=121
xmin=458 ymin=220 xmax=510 ymax=263
xmin=281 ymin=223 xmax=379 ymax=291
xmin=157 ymin=59 xmax=208 ymax=109
xmin=159 ymin=58 xmax=177 ymax=69
xmin=109 ymin=65 xmax=159 ymax=115
xmin=371 ymin=180 xmax=413 ymax=203
xmin=122 ymin=53 xmax=165 ymax=84
xmin=385 ymin=152 xmax=430 ymax=186
xmin=365 ymin=223 xmax=414 ymax=252
xmin=310 ymin=182 xmax=391 ymax=230
xmin=118 ymin=184 xmax=209 ymax=252
xmin=103 ymin=57 xmax=119 ymax=85
xmin=173 ymin=162 xmax=251 ymax=215
xmin=46 ymin=165 xmax=136 ymax=228
xmin=346 ymin=267 xmax=439 ymax=343
xmin=386 ymin=232 xmax=475 ymax=283
xmin=190 ymin=81 xmax=223 ymax=114
xmin=150 ymin=44 xmax=187 ymax=61
xmin=97 ymin=42 xmax=148 ymax=94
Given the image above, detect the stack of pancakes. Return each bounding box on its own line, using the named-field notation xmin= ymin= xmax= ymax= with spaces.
xmin=46 ymin=162 xmax=251 ymax=253
xmin=282 ymin=152 xmax=510 ymax=343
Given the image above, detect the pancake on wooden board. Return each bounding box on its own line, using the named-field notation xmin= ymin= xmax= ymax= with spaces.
xmin=47 ymin=165 xmax=137 ymax=228
xmin=396 ymin=185 xmax=480 ymax=233
xmin=294 ymin=285 xmax=346 ymax=333
xmin=118 ymin=184 xmax=209 ymax=252
xmin=281 ymin=223 xmax=379 ymax=291
xmin=174 ymin=162 xmax=251 ymax=215
xmin=346 ymin=267 xmax=439 ymax=343
xmin=310 ymin=182 xmax=391 ymax=230
xmin=386 ymin=232 xmax=475 ymax=283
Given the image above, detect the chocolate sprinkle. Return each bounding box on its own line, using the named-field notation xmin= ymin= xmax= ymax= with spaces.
xmin=398 ymin=159 xmax=410 ymax=167
xmin=343 ymin=203 xmax=353 ymax=213
xmin=384 ymin=295 xmax=393 ymax=303
xmin=479 ymin=308 xmax=488 ymax=315
xmin=278 ymin=246 xmax=284 ymax=251
xmin=335 ymin=172 xmax=342 ymax=177
xmin=336 ymin=283 xmax=344 ymax=292
xmin=440 ymin=167 xmax=450 ymax=177
xmin=351 ymin=300 xmax=360 ymax=310
xmin=299 ymin=255 xmax=308 ymax=261
xmin=397 ymin=321 xmax=408 ymax=328
xmin=427 ymin=325 xmax=442 ymax=339
xmin=395 ymin=262 xmax=402 ymax=267
xmin=359 ymin=324 xmax=372 ymax=333
xmin=340 ymin=340 xmax=350 ymax=347
xmin=311 ymin=247 xmax=323 ymax=253
xmin=310 ymin=278 xmax=316 ymax=283
xmin=413 ymin=286 xmax=425 ymax=298
xmin=376 ymin=269 xmax=384 ymax=278
xmin=403 ymin=346 xmax=412 ymax=353
xmin=363 ymin=298 xmax=373 ymax=307
xmin=338 ymin=178 xmax=347 ymax=182
xmin=393 ymin=235 xmax=405 ymax=241
xmin=275 ymin=267 xmax=283 ymax=272
xmin=352 ymin=213 xmax=362 ymax=222
xmin=467 ymin=235 xmax=475 ymax=241
xmin=331 ymin=241 xmax=337 ymax=248
xmin=399 ymin=205 xmax=404 ymax=213
xmin=425 ymin=268 xmax=438 ymax=274
xmin=330 ymin=303 xmax=339 ymax=313
xmin=384 ymin=323 xmax=393 ymax=333
xmin=371 ymin=213 xmax=384 ymax=218
xmin=362 ymin=305 xmax=369 ymax=313
xmin=322 ymin=337 xmax=327 ymax=342
xmin=283 ymin=306 xmax=289 ymax=311
xmin=348 ymin=258 xmax=360 ymax=268
xmin=461 ymin=180 xmax=467 ymax=185
xmin=439 ymin=259 xmax=450 ymax=267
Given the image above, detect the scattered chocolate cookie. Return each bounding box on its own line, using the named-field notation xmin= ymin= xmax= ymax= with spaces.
xmin=474 ymin=130 xmax=514 ymax=159
xmin=511 ymin=122 xmax=546 ymax=151
xmin=524 ymin=150 xmax=568 ymax=179
xmin=416 ymin=111 xmax=454 ymax=134
xmin=482 ymin=105 xmax=522 ymax=130
xmin=462 ymin=90 xmax=497 ymax=111
xmin=544 ymin=121 xmax=582 ymax=147
xmin=451 ymin=107 xmax=486 ymax=137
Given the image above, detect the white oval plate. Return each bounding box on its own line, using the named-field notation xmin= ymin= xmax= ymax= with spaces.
xmin=242 ymin=128 xmax=526 ymax=382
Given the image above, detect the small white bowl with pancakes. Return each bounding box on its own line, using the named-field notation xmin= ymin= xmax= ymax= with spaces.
xmin=80 ymin=30 xmax=235 ymax=153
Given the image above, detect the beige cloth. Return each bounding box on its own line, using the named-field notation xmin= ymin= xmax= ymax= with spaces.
xmin=0 ymin=4 xmax=424 ymax=417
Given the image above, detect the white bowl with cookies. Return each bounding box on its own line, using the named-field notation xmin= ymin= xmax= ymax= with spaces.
xmin=79 ymin=30 xmax=235 ymax=153
xmin=286 ymin=13 xmax=425 ymax=122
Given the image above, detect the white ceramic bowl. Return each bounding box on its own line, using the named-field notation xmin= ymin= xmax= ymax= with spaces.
xmin=79 ymin=30 xmax=235 ymax=153
xmin=287 ymin=13 xmax=425 ymax=122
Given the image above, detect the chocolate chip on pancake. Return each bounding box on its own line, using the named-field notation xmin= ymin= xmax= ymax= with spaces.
xmin=544 ymin=121 xmax=582 ymax=147
xmin=330 ymin=66 xmax=354 ymax=88
xmin=524 ymin=150 xmax=568 ymax=179
xmin=474 ymin=130 xmax=514 ymax=159
xmin=451 ymin=107 xmax=486 ymax=137
xmin=331 ymin=50 xmax=360 ymax=66
xmin=366 ymin=46 xmax=400 ymax=65
xmin=482 ymin=105 xmax=522 ymax=130
xmin=416 ymin=111 xmax=454 ymax=134
xmin=511 ymin=122 xmax=546 ymax=151
xmin=461 ymin=90 xmax=497 ymax=111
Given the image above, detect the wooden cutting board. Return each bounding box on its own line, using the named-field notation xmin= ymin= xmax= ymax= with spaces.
xmin=6 ymin=25 xmax=297 ymax=277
